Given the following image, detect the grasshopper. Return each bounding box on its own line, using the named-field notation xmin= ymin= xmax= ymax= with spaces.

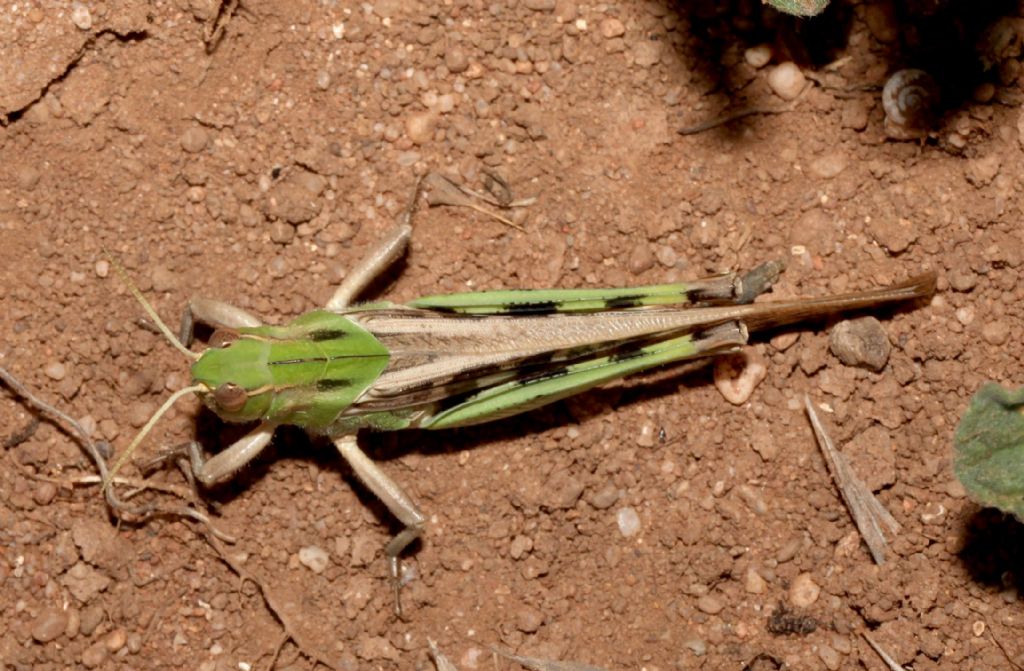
xmin=104 ymin=181 xmax=935 ymax=611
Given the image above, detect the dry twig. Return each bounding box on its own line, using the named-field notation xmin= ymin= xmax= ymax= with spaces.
xmin=862 ymin=632 xmax=908 ymax=671
xmin=804 ymin=395 xmax=900 ymax=564
xmin=0 ymin=366 xmax=234 ymax=541
xmin=422 ymin=172 xmax=529 ymax=231
xmin=677 ymin=82 xmax=813 ymax=136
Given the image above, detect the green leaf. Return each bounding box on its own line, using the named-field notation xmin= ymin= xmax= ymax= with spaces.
xmin=764 ymin=0 xmax=829 ymax=16
xmin=954 ymin=383 xmax=1024 ymax=519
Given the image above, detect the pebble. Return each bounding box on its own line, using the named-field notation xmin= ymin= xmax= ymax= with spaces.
xmin=973 ymin=82 xmax=996 ymax=103
xmin=523 ymin=0 xmax=555 ymax=10
xmin=445 ymin=46 xmax=469 ymax=74
xmin=767 ymin=62 xmax=806 ymax=100
xmin=349 ymin=533 xmax=378 ymax=567
xmin=16 ymin=166 xmax=41 ymax=190
xmin=509 ymin=534 xmax=533 ymax=559
xmin=355 ymin=635 xmax=400 ymax=662
xmin=655 ymin=245 xmax=677 ymax=267
xmin=632 ymin=40 xmax=662 ymax=68
xmin=616 ymin=506 xmax=641 ymax=537
xmin=372 ymin=0 xmax=401 ymax=18
xmin=982 ymin=320 xmax=1009 ymax=346
xmin=744 ymin=44 xmax=772 ymax=68
xmin=696 ymin=595 xmax=724 ymax=615
xmin=955 ymin=306 xmax=975 ymax=325
xmin=33 ymin=482 xmax=58 ymax=506
xmin=789 ymin=572 xmax=821 ymax=608
xmin=180 ymin=126 xmax=209 ymax=153
xmin=867 ymin=217 xmax=917 ymax=254
xmin=315 ymin=70 xmax=331 ymax=90
xmin=298 ymin=546 xmax=329 ymax=574
xmin=554 ymin=0 xmax=577 ymax=22
xmin=809 ymin=151 xmax=849 ymax=179
xmin=94 ymin=259 xmax=110 ymax=278
xmin=267 ymin=178 xmax=322 ymax=224
xmin=636 ymin=423 xmax=656 ymax=447
xmin=81 ymin=642 xmax=107 ymax=668
xmin=744 ymin=567 xmax=767 ymax=594
xmin=405 ymin=112 xmax=437 ymax=145
xmin=31 ymin=607 xmax=69 ymax=643
xmin=44 ymin=361 xmax=67 ymax=381
xmin=600 ymin=17 xmax=625 ymax=39
xmin=864 ymin=4 xmax=897 ymax=42
xmin=829 ymin=317 xmax=891 ymax=371
xmin=105 ymin=628 xmax=127 ymax=652
xmin=270 ymin=221 xmax=295 ymax=244
xmin=965 ymin=154 xmax=1001 ymax=187
xmin=713 ymin=349 xmax=767 ymax=405
xmin=817 ymin=643 xmax=842 ymax=670
xmin=515 ymin=605 xmax=543 ymax=633
xmin=79 ymin=606 xmax=104 ymax=639
xmin=627 ymin=244 xmax=655 ymax=275
xmin=71 ymin=3 xmax=93 ymax=30
xmin=683 ymin=635 xmax=707 ymax=656
xmin=437 ymin=93 xmax=455 ymax=114
xmin=65 ymin=607 xmax=81 ymax=639
xmin=128 ymin=401 xmax=155 ymax=428
xmin=588 ymin=483 xmax=619 ymax=509
xmin=948 ymin=268 xmax=977 ymax=292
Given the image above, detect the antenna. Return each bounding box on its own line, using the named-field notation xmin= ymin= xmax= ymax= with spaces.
xmin=103 ymin=249 xmax=199 ymax=361
xmin=102 ymin=383 xmax=207 ymax=490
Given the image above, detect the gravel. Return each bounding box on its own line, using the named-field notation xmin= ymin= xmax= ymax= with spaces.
xmin=31 ymin=607 xmax=69 ymax=643
xmin=616 ymin=506 xmax=641 ymax=537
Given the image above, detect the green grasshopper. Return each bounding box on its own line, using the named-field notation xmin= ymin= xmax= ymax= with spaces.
xmin=105 ymin=184 xmax=935 ymax=611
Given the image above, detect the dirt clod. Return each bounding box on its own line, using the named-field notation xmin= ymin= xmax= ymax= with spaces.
xmin=31 ymin=607 xmax=69 ymax=643
xmin=829 ymin=317 xmax=891 ymax=371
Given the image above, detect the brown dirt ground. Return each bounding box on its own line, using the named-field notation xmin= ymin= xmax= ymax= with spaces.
xmin=2 ymin=1 xmax=1024 ymax=670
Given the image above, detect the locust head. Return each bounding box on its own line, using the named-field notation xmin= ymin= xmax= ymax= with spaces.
xmin=189 ymin=330 xmax=274 ymax=424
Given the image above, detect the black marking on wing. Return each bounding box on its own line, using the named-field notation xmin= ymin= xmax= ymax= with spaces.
xmin=309 ymin=329 xmax=350 ymax=341
xmin=609 ymin=347 xmax=646 ymax=363
xmin=317 ymin=378 xmax=353 ymax=391
xmin=432 ymin=363 xmax=574 ymax=414
xmin=503 ymin=300 xmax=560 ymax=315
xmin=604 ymin=295 xmax=644 ymax=309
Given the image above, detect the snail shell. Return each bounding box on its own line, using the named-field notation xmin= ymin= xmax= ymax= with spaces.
xmin=882 ymin=69 xmax=940 ymax=140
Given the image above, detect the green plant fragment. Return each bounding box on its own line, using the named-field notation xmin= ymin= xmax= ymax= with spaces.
xmin=954 ymin=382 xmax=1024 ymax=519
xmin=764 ymin=0 xmax=829 ymax=16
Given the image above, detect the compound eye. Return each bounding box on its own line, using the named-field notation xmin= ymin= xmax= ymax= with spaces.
xmin=209 ymin=329 xmax=238 ymax=349
xmin=213 ymin=382 xmax=248 ymax=412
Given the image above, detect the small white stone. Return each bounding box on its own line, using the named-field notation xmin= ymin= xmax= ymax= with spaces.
xmin=767 ymin=62 xmax=806 ymax=101
xmin=437 ymin=93 xmax=455 ymax=113
xmin=94 ymin=259 xmax=110 ymax=278
xmin=79 ymin=414 xmax=98 ymax=437
xmin=789 ymin=572 xmax=821 ymax=608
xmin=315 ymin=70 xmax=331 ymax=90
xmin=405 ymin=112 xmax=437 ymax=145
xmin=71 ymin=3 xmax=93 ymax=30
xmin=44 ymin=361 xmax=67 ymax=381
xmin=744 ymin=44 xmax=772 ymax=68
xmin=298 ymin=546 xmax=330 ymax=574
xmin=744 ymin=567 xmax=767 ymax=594
xmin=616 ymin=506 xmax=641 ymax=537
